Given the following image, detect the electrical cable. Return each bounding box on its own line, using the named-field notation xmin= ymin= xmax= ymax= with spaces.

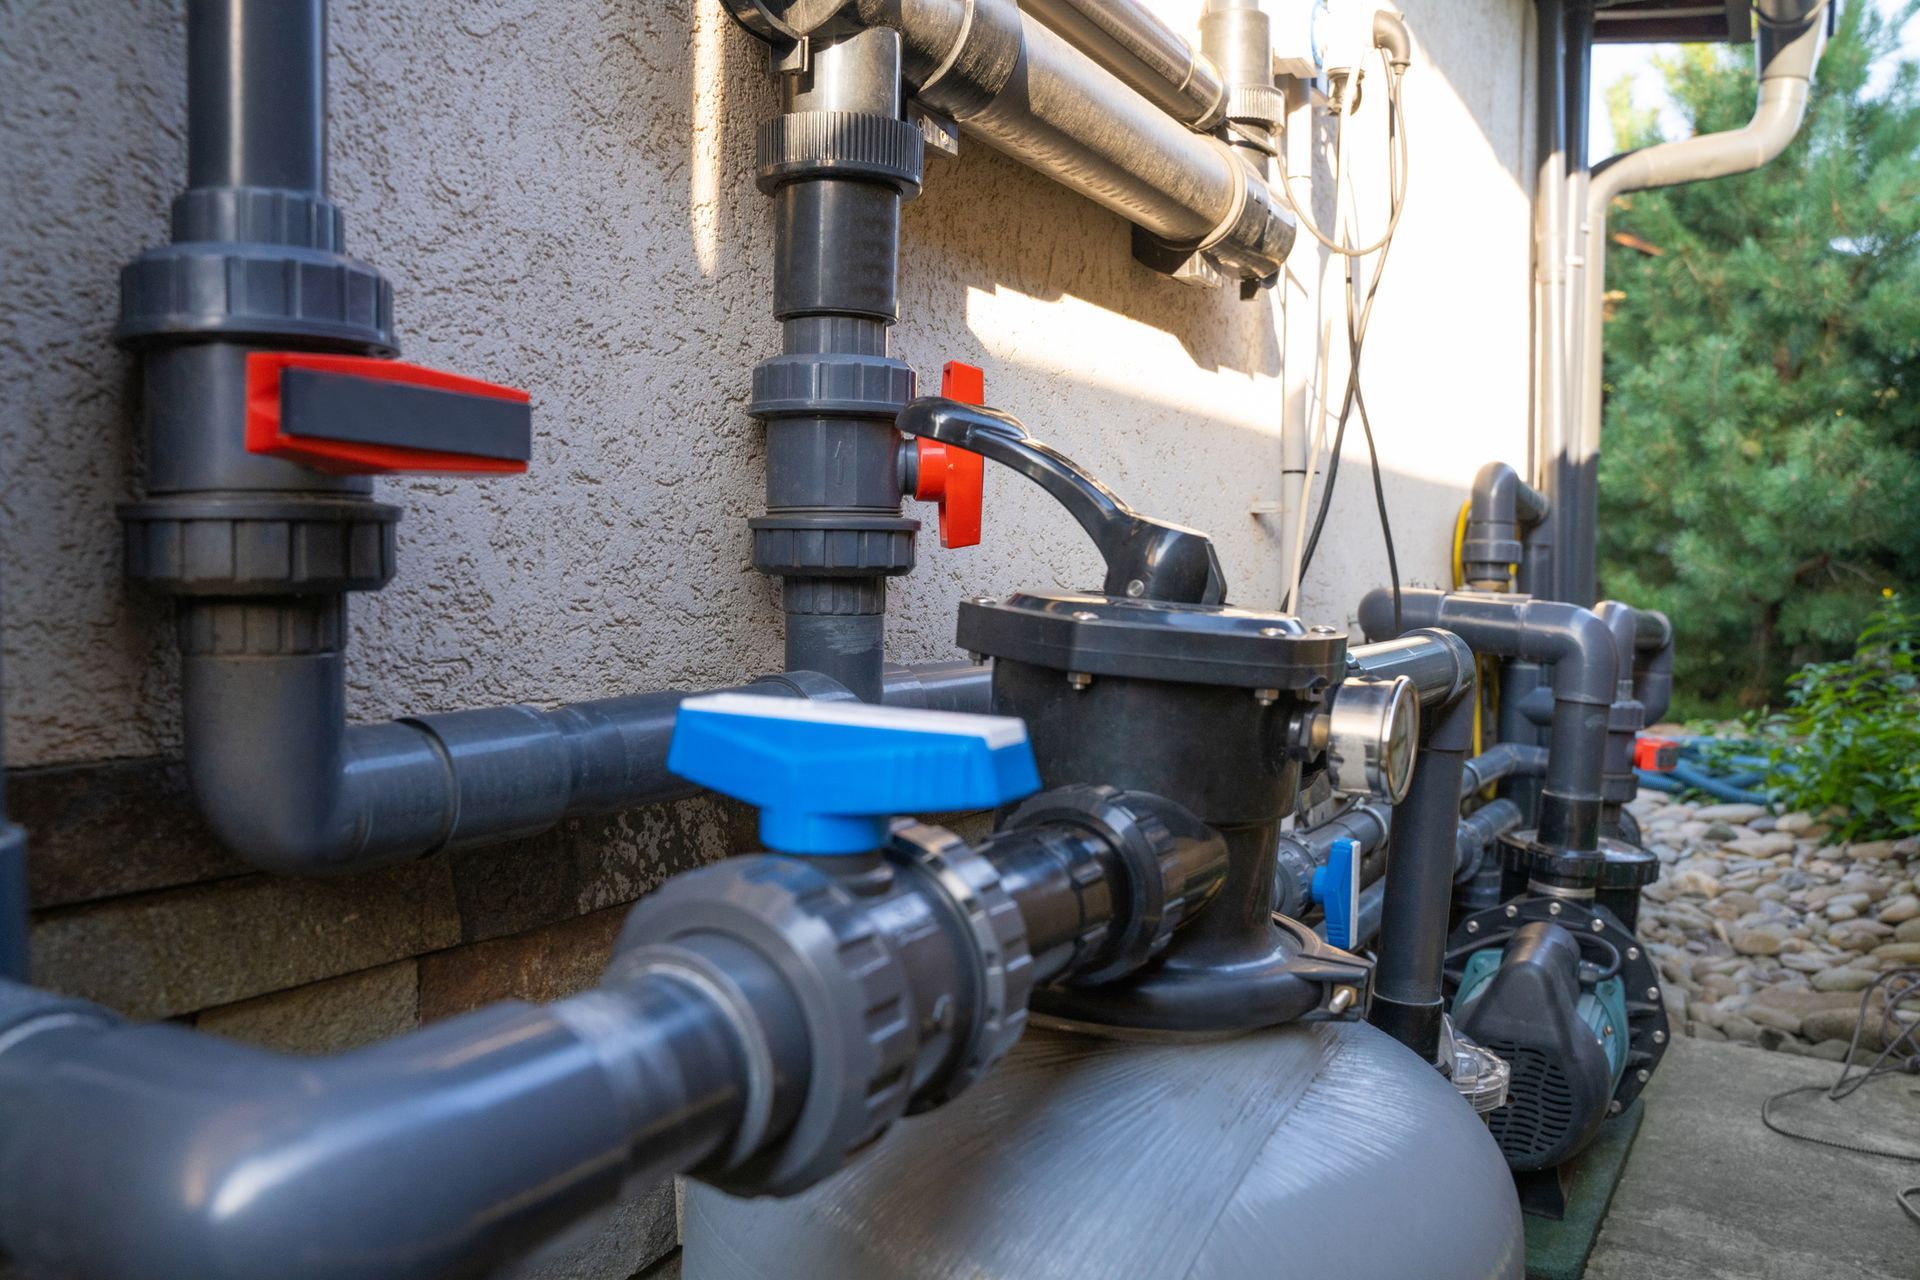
xmin=1294 ymin=63 xmax=1408 ymax=611
xmin=1283 ymin=53 xmax=1411 ymax=611
xmin=1760 ymin=967 xmax=1920 ymax=1229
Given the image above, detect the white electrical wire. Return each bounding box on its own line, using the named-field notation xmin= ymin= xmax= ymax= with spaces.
xmin=1282 ymin=54 xmax=1407 ymax=613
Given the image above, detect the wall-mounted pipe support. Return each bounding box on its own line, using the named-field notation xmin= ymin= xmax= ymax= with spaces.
xmin=1558 ymin=2 xmax=1826 ymax=605
xmin=1359 ymin=588 xmax=1616 ymax=855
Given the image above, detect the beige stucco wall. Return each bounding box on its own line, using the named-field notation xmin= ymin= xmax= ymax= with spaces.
xmin=0 ymin=0 xmax=1535 ymax=770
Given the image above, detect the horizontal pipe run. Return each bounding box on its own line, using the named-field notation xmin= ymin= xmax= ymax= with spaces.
xmin=1274 ymin=802 xmax=1392 ymax=919
xmin=1349 ymin=630 xmax=1477 ymax=707
xmin=177 ymin=596 xmax=991 ymax=877
xmin=0 ymin=973 xmax=754 ymax=1280
xmin=1018 ymin=0 xmax=1226 ymax=128
xmin=1460 ymin=742 xmax=1549 ymax=799
xmin=844 ymin=0 xmax=1293 ymax=280
xmin=1359 ymin=588 xmax=1615 ymax=853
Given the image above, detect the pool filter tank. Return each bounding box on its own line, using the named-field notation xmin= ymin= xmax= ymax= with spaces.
xmin=683 ymin=395 xmax=1527 ymax=1280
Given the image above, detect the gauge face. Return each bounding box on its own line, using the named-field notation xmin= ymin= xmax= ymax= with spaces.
xmin=1328 ymin=674 xmax=1418 ymax=802
xmin=1380 ymin=681 xmax=1419 ymax=803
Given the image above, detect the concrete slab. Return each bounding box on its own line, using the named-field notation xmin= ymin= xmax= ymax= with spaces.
xmin=1587 ymin=1036 xmax=1920 ymax=1280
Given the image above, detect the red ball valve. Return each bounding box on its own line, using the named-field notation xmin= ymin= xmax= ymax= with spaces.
xmin=913 ymin=362 xmax=986 ymax=548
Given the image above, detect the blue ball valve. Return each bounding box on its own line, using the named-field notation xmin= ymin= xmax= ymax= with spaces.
xmin=667 ymin=693 xmax=1043 ymax=854
xmin=1312 ymin=837 xmax=1360 ymax=950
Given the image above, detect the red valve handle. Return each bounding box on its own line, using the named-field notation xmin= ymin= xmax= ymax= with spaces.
xmin=913 ymin=361 xmax=986 ymax=549
xmin=245 ymin=352 xmax=531 ymax=476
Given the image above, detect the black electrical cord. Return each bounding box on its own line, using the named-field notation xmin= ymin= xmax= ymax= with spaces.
xmin=1760 ymin=967 xmax=1920 ymax=1227
xmin=1295 ymin=65 xmax=1408 ymax=630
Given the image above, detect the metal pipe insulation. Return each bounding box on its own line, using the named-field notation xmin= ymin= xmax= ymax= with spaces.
xmin=1463 ymin=461 xmax=1549 ymax=592
xmin=834 ymin=0 xmax=1294 ymax=280
xmin=0 ymin=791 xmax=1222 ymax=1280
xmin=178 ymin=599 xmax=991 ymax=878
xmin=1368 ymin=676 xmax=1475 ymax=1061
xmin=1560 ymin=1 xmax=1826 ymax=605
xmin=1349 ymin=629 xmax=1477 ymax=707
xmin=1359 ymin=588 xmax=1616 ymax=854
xmin=1017 ymin=0 xmax=1227 ymax=129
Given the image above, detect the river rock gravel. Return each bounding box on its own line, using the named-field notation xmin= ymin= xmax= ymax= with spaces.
xmin=1630 ymin=790 xmax=1920 ymax=1058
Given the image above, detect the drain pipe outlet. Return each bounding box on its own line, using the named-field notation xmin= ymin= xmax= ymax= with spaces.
xmin=1360 ymin=588 xmax=1616 ymax=855
xmin=1561 ymin=1 xmax=1826 ymax=605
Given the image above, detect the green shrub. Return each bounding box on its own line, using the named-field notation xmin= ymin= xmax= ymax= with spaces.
xmin=1752 ymin=593 xmax=1920 ymax=840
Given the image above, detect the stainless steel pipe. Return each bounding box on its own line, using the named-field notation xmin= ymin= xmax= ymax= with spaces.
xmin=843 ymin=0 xmax=1295 ymax=280
xmin=1018 ymin=0 xmax=1227 ymax=129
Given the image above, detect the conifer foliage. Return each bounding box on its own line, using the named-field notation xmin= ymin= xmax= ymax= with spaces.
xmin=1596 ymin=2 xmax=1920 ymax=712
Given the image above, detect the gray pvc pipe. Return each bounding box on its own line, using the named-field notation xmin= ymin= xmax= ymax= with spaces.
xmin=1594 ymin=600 xmax=1645 ymax=811
xmin=1347 ymin=799 xmax=1524 ymax=948
xmin=0 ymin=972 xmax=752 ymax=1280
xmin=1561 ymin=3 xmax=1825 ymax=605
xmin=1359 ymin=587 xmax=1615 ymax=853
xmin=1368 ymin=684 xmax=1474 ymax=1061
xmin=176 ymin=597 xmax=990 ymax=876
xmin=0 ymin=633 xmax=23 ymax=981
xmin=1634 ymin=613 xmax=1675 ymax=724
xmin=1462 ymin=461 xmax=1548 ymax=591
xmin=1459 ymin=742 xmax=1549 ymax=800
xmin=1273 ymin=803 xmax=1392 ymax=919
xmin=186 ymin=0 xmax=326 ymax=193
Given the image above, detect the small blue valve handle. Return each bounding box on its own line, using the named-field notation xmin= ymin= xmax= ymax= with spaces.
xmin=1311 ymin=837 xmax=1360 ymax=950
xmin=667 ymin=693 xmax=1042 ymax=855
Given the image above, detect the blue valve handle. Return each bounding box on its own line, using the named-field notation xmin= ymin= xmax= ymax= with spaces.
xmin=667 ymin=693 xmax=1042 ymax=854
xmin=1311 ymin=837 xmax=1360 ymax=950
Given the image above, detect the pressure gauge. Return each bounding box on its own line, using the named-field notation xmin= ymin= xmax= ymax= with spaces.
xmin=1326 ymin=674 xmax=1419 ymax=802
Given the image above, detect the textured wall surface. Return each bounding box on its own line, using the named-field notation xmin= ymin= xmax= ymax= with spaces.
xmin=0 ymin=0 xmax=1533 ymax=770
xmin=0 ymin=3 xmax=1533 ymax=1274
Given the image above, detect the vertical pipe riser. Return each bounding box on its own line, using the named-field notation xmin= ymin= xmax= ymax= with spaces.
xmin=750 ymin=29 xmax=924 ymax=702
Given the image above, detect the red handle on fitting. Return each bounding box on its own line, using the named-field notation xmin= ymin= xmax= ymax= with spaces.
xmin=913 ymin=361 xmax=985 ymax=549
xmin=244 ymin=352 xmax=531 ymax=476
